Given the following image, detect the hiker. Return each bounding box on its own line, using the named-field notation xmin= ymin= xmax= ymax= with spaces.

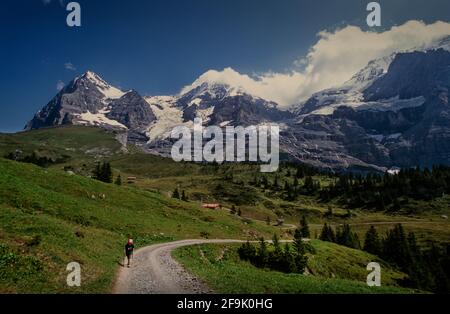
xmin=124 ymin=238 xmax=135 ymax=268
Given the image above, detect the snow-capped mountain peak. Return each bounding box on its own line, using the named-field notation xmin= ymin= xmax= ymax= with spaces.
xmin=344 ymin=54 xmax=394 ymax=90
xmin=180 ymin=81 xmax=246 ymax=102
xmin=76 ymin=70 xmax=125 ymax=100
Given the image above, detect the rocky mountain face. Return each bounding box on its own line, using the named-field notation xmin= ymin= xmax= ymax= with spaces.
xmin=284 ymin=48 xmax=450 ymax=170
xmin=107 ymin=90 xmax=156 ymax=130
xmin=25 ymin=71 xmax=157 ymax=145
xmin=25 ymin=44 xmax=450 ymax=172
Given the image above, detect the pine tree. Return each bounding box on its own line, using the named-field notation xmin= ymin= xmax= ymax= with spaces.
xmin=282 ymin=242 xmax=296 ymax=273
xmin=102 ymin=162 xmax=113 ymax=183
xmin=293 ymin=228 xmax=308 ymax=273
xmin=300 ymin=215 xmax=310 ymax=238
xmin=382 ymin=224 xmax=411 ymax=270
xmin=172 ymin=188 xmax=180 ymax=199
xmin=271 ymin=234 xmax=283 ymax=270
xmin=272 ymin=234 xmax=282 ymax=256
xmin=115 ymin=174 xmax=122 ymax=186
xmin=230 ymin=205 xmax=237 ymax=215
xmin=237 ymin=208 xmax=242 ymax=216
xmin=336 ymin=224 xmax=360 ymax=249
xmin=422 ymin=243 xmax=450 ymax=293
xmin=257 ymin=237 xmax=269 ymax=267
xmin=319 ymin=223 xmax=335 ymax=243
xmin=364 ymin=226 xmax=381 ymax=256
xmin=93 ymin=163 xmax=101 ymax=181
xmin=181 ymin=190 xmax=188 ymax=201
xmin=238 ymin=240 xmax=256 ymax=261
xmin=93 ymin=162 xmax=113 ymax=183
xmin=406 ymin=232 xmax=428 ymax=290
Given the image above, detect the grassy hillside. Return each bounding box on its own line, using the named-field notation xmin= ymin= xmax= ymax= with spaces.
xmin=173 ymin=241 xmax=418 ymax=294
xmin=0 ymin=126 xmax=122 ymax=163
xmin=1 ymin=126 xmax=449 ymax=244
xmin=0 ymin=125 xmax=448 ymax=293
xmin=0 ymin=158 xmax=276 ymax=293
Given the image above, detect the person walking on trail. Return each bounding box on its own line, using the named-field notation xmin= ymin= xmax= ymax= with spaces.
xmin=125 ymin=238 xmax=135 ymax=268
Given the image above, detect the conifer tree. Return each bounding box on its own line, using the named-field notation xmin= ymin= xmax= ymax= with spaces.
xmin=181 ymin=190 xmax=188 ymax=201
xmin=115 ymin=174 xmax=122 ymax=186
xmin=364 ymin=226 xmax=381 ymax=256
xmin=272 ymin=234 xmax=282 ymax=256
xmin=300 ymin=215 xmax=310 ymax=238
xmin=102 ymin=162 xmax=113 ymax=183
xmin=319 ymin=223 xmax=335 ymax=243
xmin=382 ymin=224 xmax=410 ymax=270
xmin=336 ymin=224 xmax=360 ymax=249
xmin=257 ymin=237 xmax=269 ymax=267
xmin=172 ymin=188 xmax=180 ymax=199
xmin=93 ymin=162 xmax=113 ymax=183
xmin=293 ymin=228 xmax=308 ymax=273
xmin=282 ymin=242 xmax=296 ymax=273
xmin=93 ymin=163 xmax=101 ymax=181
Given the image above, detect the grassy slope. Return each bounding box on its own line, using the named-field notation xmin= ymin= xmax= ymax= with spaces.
xmin=2 ymin=126 xmax=448 ymax=223
xmin=0 ymin=126 xmax=448 ymax=293
xmin=0 ymin=158 xmax=276 ymax=293
xmin=0 ymin=126 xmax=122 ymax=163
xmin=173 ymin=242 xmax=418 ymax=294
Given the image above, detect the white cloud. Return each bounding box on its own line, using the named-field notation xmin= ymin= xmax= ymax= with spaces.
xmin=65 ymin=62 xmax=76 ymax=71
xmin=56 ymin=80 xmax=65 ymax=91
xmin=42 ymin=0 xmax=65 ymax=7
xmin=181 ymin=20 xmax=450 ymax=107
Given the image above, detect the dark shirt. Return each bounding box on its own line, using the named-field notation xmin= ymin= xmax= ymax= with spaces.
xmin=125 ymin=243 xmax=134 ymax=256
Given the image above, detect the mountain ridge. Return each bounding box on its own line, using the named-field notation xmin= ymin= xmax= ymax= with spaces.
xmin=24 ymin=44 xmax=450 ymax=171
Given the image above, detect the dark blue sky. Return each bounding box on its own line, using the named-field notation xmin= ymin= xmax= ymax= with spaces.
xmin=1 ymin=0 xmax=449 ymax=132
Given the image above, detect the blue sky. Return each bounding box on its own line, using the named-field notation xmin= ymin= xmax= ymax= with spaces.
xmin=1 ymin=0 xmax=450 ymax=132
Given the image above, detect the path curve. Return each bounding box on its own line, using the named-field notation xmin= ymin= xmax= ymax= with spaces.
xmin=113 ymin=239 xmax=246 ymax=294
xmin=113 ymin=221 xmax=447 ymax=294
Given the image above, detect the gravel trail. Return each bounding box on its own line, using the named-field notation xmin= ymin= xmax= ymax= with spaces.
xmin=113 ymin=239 xmax=245 ymax=294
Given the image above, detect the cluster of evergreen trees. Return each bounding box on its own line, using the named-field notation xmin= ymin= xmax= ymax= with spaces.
xmin=319 ymin=223 xmax=361 ymax=249
xmin=238 ymin=217 xmax=311 ymax=274
xmin=319 ymin=222 xmax=450 ymax=293
xmin=92 ymin=162 xmax=124 ymax=185
xmin=92 ymin=162 xmax=113 ymax=183
xmin=250 ymin=173 xmax=321 ymax=201
xmin=4 ymin=151 xmax=68 ymax=168
xmin=363 ymin=224 xmax=450 ymax=293
xmin=320 ymin=166 xmax=450 ymax=210
xmin=249 ymin=163 xmax=450 ymax=211
xmin=172 ymin=188 xmax=188 ymax=201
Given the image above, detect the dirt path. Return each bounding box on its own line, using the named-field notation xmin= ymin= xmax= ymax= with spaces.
xmin=112 ymin=220 xmax=447 ymax=294
xmin=313 ymin=221 xmax=447 ymax=227
xmin=112 ymin=239 xmax=246 ymax=294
